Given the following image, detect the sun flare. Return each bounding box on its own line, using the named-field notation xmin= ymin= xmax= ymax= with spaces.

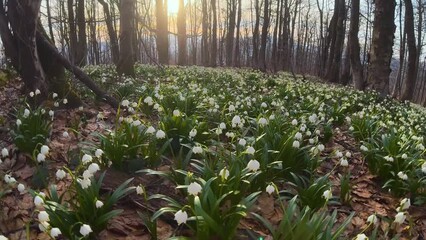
xmin=168 ymin=1 xmax=180 ymax=15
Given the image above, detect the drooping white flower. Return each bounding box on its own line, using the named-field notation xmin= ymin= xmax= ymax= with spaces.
xmin=295 ymin=132 xmax=303 ymax=140
xmin=62 ymin=131 xmax=69 ymax=138
xmin=246 ymin=146 xmax=255 ymax=155
xmin=238 ymin=138 xmax=247 ymax=146
xmin=189 ymin=129 xmax=197 ymax=138
xmin=219 ymin=168 xmax=230 ymax=179
xmin=384 ymin=156 xmax=394 ymax=162
xmin=192 ymin=146 xmax=203 ymax=154
xmin=79 ymin=224 xmax=93 ymax=236
xmin=56 ymin=169 xmax=66 ymax=180
xmin=345 ymin=151 xmax=352 ymax=158
xmin=37 ymin=153 xmax=46 ymax=162
xmin=136 ymin=185 xmax=144 ymax=195
xmin=360 ymin=145 xmax=368 ymax=151
xmin=88 ymin=163 xmax=100 ymax=174
xmin=292 ymin=140 xmax=300 ymax=148
xmin=394 ymin=212 xmax=406 ymax=224
xmin=397 ymin=171 xmax=408 ymax=180
xmin=40 ymin=145 xmax=49 ymax=155
xmin=355 ymin=233 xmax=368 ymax=240
xmin=38 ymin=211 xmax=50 ymax=222
xmin=400 ymin=198 xmax=411 ymax=210
xmin=219 ymin=122 xmax=227 ymax=129
xmin=1 ymin=148 xmax=8 ymax=158
xmin=367 ymin=214 xmax=378 ymax=225
xmin=174 ymin=210 xmax=188 ymax=225
xmin=83 ymin=170 xmax=93 ymax=179
xmin=50 ymin=228 xmax=61 ymax=238
xmin=232 ymin=115 xmax=241 ymax=127
xmin=35 ymin=89 xmax=41 ymax=95
xmin=340 ymin=158 xmax=349 ymax=167
xmin=121 ymin=99 xmax=130 ymax=107
xmin=17 ymin=183 xmax=25 ymax=193
xmin=265 ymin=184 xmax=274 ymax=195
xmin=38 ymin=221 xmax=50 ymax=232
xmin=322 ymin=189 xmax=332 ymax=200
xmin=291 ymin=119 xmax=298 ymax=126
xmin=29 ymin=92 xmax=34 ymax=97
xmin=95 ymin=200 xmax=104 ymax=208
xmin=95 ymin=149 xmax=104 ymax=158
xmin=173 ymin=109 xmax=181 ymax=117
xmin=23 ymin=109 xmax=30 ymax=118
xmin=422 ymin=162 xmax=426 ymax=173
xmin=52 ymin=93 xmax=58 ymax=99
xmin=16 ymin=119 xmax=22 ymax=127
xmin=132 ymin=120 xmax=142 ymax=126
xmin=81 ymin=154 xmax=93 ymax=164
xmin=63 ymin=99 xmax=68 ymax=104
xmin=34 ymin=195 xmax=44 ymax=207
xmin=0 ymin=235 xmax=7 ymax=240
xmin=187 ymin=182 xmax=202 ymax=196
xmin=228 ymin=105 xmax=236 ymax=112
xmin=156 ymin=130 xmax=166 ymax=139
xmin=401 ymin=153 xmax=408 ymax=159
xmin=258 ymin=118 xmax=268 ymax=127
xmin=144 ymin=96 xmax=154 ymax=106
xmin=317 ymin=144 xmax=325 ymax=152
xmin=78 ymin=178 xmax=92 ymax=189
xmin=247 ymin=159 xmax=260 ymax=172
xmin=146 ymin=126 xmax=156 ymax=134
xmin=49 ymin=110 xmax=54 ymax=118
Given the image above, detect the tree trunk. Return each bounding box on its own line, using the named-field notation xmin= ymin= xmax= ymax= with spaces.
xmin=156 ymin=0 xmax=169 ymax=65
xmin=367 ymin=0 xmax=396 ymax=95
xmin=98 ymin=0 xmax=120 ymax=65
xmin=210 ymin=0 xmax=217 ymax=66
xmin=75 ymin=0 xmax=87 ymax=66
xmin=201 ymin=0 xmax=209 ymax=66
xmin=177 ymin=0 xmax=187 ymax=65
xmin=46 ymin=0 xmax=55 ymax=42
xmin=349 ymin=0 xmax=364 ymax=90
xmin=401 ymin=0 xmax=417 ymax=101
xmin=259 ymin=0 xmax=270 ymax=72
xmin=117 ymin=0 xmax=135 ymax=76
xmin=226 ymin=0 xmax=236 ymax=66
xmin=252 ymin=0 xmax=260 ymax=68
xmin=67 ymin=0 xmax=78 ymax=64
xmin=233 ymin=0 xmax=242 ymax=67
xmin=325 ymin=0 xmax=345 ymax=83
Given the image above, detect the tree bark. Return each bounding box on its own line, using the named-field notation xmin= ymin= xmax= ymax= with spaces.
xmin=177 ymin=0 xmax=187 ymax=65
xmin=156 ymin=0 xmax=169 ymax=65
xmin=98 ymin=0 xmax=120 ymax=65
xmin=349 ymin=0 xmax=364 ymax=90
xmin=226 ymin=0 xmax=236 ymax=66
xmin=210 ymin=0 xmax=217 ymax=66
xmin=259 ymin=0 xmax=270 ymax=72
xmin=117 ymin=0 xmax=135 ymax=76
xmin=325 ymin=0 xmax=345 ymax=83
xmin=75 ymin=0 xmax=87 ymax=66
xmin=401 ymin=0 xmax=417 ymax=101
xmin=367 ymin=0 xmax=396 ymax=95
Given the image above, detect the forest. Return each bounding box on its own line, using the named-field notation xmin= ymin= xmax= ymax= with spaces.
xmin=1 ymin=0 xmax=426 ymax=239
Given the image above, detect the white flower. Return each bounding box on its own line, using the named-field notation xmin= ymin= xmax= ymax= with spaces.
xmin=174 ymin=210 xmax=188 ymax=225
xmin=144 ymin=96 xmax=154 ymax=106
xmin=95 ymin=149 xmax=104 ymax=158
xmin=228 ymin=105 xmax=236 ymax=112
xmin=400 ymin=198 xmax=411 ymax=210
xmin=35 ymin=89 xmax=41 ymax=95
xmin=50 ymin=228 xmax=61 ymax=238
xmin=247 ymin=159 xmax=260 ymax=172
xmin=62 ymin=131 xmax=69 ymax=138
xmin=81 ymin=154 xmax=93 ymax=164
xmin=38 ymin=211 xmax=50 ymax=222
xmin=345 ymin=151 xmax=352 ymax=158
xmin=295 ymin=132 xmax=302 ymax=140
xmin=219 ymin=122 xmax=227 ymax=129
xmin=258 ymin=118 xmax=268 ymax=126
xmin=39 ymin=221 xmax=50 ymax=232
xmin=317 ymin=144 xmax=325 ymax=152
xmin=401 ymin=153 xmax=408 ymax=159
xmin=261 ymin=102 xmax=267 ymax=108
xmin=291 ymin=119 xmax=298 ymax=126
xmin=187 ymin=182 xmax=202 ymax=196
xmin=49 ymin=110 xmax=54 ymax=118
xmin=340 ymin=158 xmax=349 ymax=167
xmin=56 ymin=169 xmax=66 ymax=180
xmin=394 ymin=212 xmax=406 ymax=224
xmin=192 ymin=146 xmax=203 ymax=154
xmin=238 ymin=138 xmax=247 ymax=146
xmin=121 ymin=99 xmax=130 ymax=107
xmin=173 ymin=109 xmax=181 ymax=117
xmin=40 ymin=145 xmax=49 ymax=155
xmin=136 ymin=185 xmax=144 ymax=195
xmin=266 ymin=184 xmax=274 ymax=195
xmin=292 ymin=140 xmax=300 ymax=148
xmin=23 ymin=109 xmax=30 ymax=118
xmin=37 ymin=153 xmax=46 ymax=162
xmin=79 ymin=224 xmax=93 ymax=236
xmin=246 ymin=146 xmax=255 ymax=155
xmin=1 ymin=148 xmax=8 ymax=158
xmin=95 ymin=200 xmax=104 ymax=208
xmin=232 ymin=115 xmax=241 ymax=126
xmin=219 ymin=168 xmax=230 ymax=179
xmin=384 ymin=156 xmax=394 ymax=162
xmin=52 ymin=93 xmax=58 ymax=99
xmin=422 ymin=162 xmax=426 ymax=173
xmin=360 ymin=145 xmax=368 ymax=151
xmin=29 ymin=91 xmax=34 ymax=97
xmin=132 ymin=120 xmax=142 ymax=126
xmin=397 ymin=171 xmax=408 ymax=180
xmin=16 ymin=119 xmax=22 ymax=127
xmin=146 ymin=126 xmax=156 ymax=134
xmin=88 ymin=163 xmax=100 ymax=174
xmin=78 ymin=178 xmax=92 ymax=189
xmin=156 ymin=130 xmax=166 ymax=139
xmin=34 ymin=195 xmax=44 ymax=207
xmin=189 ymin=129 xmax=197 ymax=138
xmin=367 ymin=214 xmax=378 ymax=225
xmin=322 ymin=189 xmax=332 ymax=200
xmin=54 ymin=102 xmax=59 ymax=107
xmin=63 ymin=99 xmax=68 ymax=104
xmin=83 ymin=170 xmax=93 ymax=179
xmin=0 ymin=235 xmax=7 ymax=240
xmin=355 ymin=233 xmax=368 ymax=240
xmin=17 ymin=183 xmax=25 ymax=193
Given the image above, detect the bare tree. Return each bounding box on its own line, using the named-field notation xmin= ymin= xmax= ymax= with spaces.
xmin=177 ymin=0 xmax=187 ymax=66
xmin=349 ymin=0 xmax=364 ymax=90
xmin=156 ymin=0 xmax=169 ymax=64
xmin=117 ymin=0 xmax=136 ymax=76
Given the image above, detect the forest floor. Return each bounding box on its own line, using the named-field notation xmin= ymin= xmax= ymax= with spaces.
xmin=1 ymin=68 xmax=426 ymax=240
